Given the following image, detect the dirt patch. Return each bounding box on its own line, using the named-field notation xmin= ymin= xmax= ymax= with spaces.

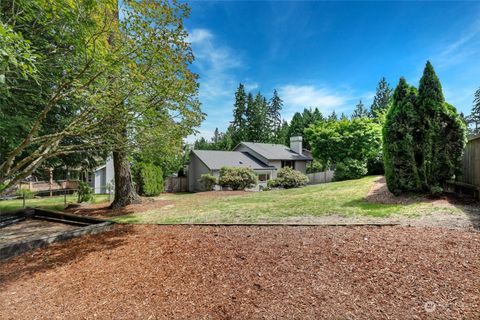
xmin=1 ymin=224 xmax=479 ymax=319
xmin=365 ymin=176 xmax=479 ymax=206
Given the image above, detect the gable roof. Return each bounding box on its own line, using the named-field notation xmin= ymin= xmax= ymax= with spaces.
xmin=191 ymin=150 xmax=275 ymax=170
xmin=236 ymin=142 xmax=312 ymax=161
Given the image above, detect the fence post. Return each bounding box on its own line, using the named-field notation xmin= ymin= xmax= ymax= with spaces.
xmin=23 ymin=193 xmax=26 ymax=209
xmin=64 ymin=189 xmax=67 ymax=207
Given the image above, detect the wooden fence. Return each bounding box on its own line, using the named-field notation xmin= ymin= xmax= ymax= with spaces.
xmin=458 ymin=134 xmax=480 ymax=187
xmin=306 ymin=170 xmax=334 ymax=185
xmin=164 ymin=176 xmax=188 ymax=193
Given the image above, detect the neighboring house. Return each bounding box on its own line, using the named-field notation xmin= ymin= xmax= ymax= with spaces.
xmin=188 ymin=136 xmax=312 ymax=192
xmin=91 ymin=157 xmax=115 ymax=194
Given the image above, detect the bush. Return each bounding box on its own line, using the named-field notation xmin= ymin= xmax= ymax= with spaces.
xmin=366 ymin=154 xmax=384 ymax=175
xmin=77 ymin=181 xmax=93 ymax=203
xmin=269 ymin=167 xmax=309 ymax=189
xmin=334 ymin=158 xmax=368 ymax=181
xmin=133 ymin=162 xmax=164 ymax=196
xmin=16 ymin=189 xmax=34 ymax=199
xmin=218 ymin=167 xmax=257 ymax=190
xmin=199 ymin=173 xmax=217 ymax=191
xmin=306 ymin=160 xmax=324 ymax=174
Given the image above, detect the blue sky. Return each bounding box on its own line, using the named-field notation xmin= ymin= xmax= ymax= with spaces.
xmin=184 ymin=1 xmax=480 ymax=141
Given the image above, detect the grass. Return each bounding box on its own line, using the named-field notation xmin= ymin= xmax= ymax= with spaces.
xmin=0 ymin=194 xmax=110 ymax=214
xmin=113 ymin=176 xmax=459 ymax=224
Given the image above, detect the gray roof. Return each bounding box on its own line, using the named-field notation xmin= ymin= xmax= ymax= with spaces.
xmin=192 ymin=150 xmax=275 ymax=170
xmin=237 ymin=142 xmax=312 ymax=161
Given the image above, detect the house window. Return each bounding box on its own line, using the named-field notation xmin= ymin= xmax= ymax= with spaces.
xmin=257 ymin=173 xmax=270 ymax=182
xmin=281 ymin=160 xmax=294 ymax=168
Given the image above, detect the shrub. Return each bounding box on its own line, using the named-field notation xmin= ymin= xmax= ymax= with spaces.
xmin=16 ymin=188 xmax=34 ymax=199
xmin=77 ymin=181 xmax=93 ymax=203
xmin=218 ymin=167 xmax=257 ymax=190
xmin=268 ymin=167 xmax=309 ymax=189
xmin=199 ymin=173 xmax=217 ymax=191
xmin=383 ymin=62 xmax=466 ymax=195
xmin=334 ymin=158 xmax=368 ymax=181
xmin=133 ymin=162 xmax=164 ymax=196
xmin=306 ymin=160 xmax=324 ymax=174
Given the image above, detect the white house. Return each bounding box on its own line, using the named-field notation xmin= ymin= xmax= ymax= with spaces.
xmin=91 ymin=157 xmax=115 ymax=194
xmin=188 ymin=136 xmax=312 ymax=192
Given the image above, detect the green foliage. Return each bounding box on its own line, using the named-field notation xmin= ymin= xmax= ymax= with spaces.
xmin=383 ymin=62 xmax=467 ymax=195
xmin=306 ymin=160 xmax=324 ymax=174
xmin=16 ymin=188 xmax=34 ymax=199
xmin=231 ymin=83 xmax=248 ymax=146
xmin=218 ymin=167 xmax=257 ymax=190
xmin=334 ymin=158 xmax=368 ymax=181
xmin=269 ymin=167 xmax=309 ymax=189
xmin=352 ymin=100 xmax=369 ymax=118
xmin=383 ymin=77 xmax=421 ymax=195
xmin=370 ymin=77 xmax=393 ymax=119
xmin=287 ymin=108 xmax=324 ymax=149
xmin=133 ymin=162 xmax=164 ymax=196
xmin=306 ymin=117 xmax=382 ymax=173
xmin=199 ymin=173 xmax=217 ymax=191
xmin=77 ymin=181 xmax=93 ymax=203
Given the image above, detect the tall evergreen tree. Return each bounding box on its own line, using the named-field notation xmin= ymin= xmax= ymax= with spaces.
xmin=231 ymin=83 xmax=247 ymax=146
xmin=328 ymin=110 xmax=338 ymax=121
xmin=370 ymin=77 xmax=393 ymax=119
xmin=276 ymin=120 xmax=290 ymax=145
xmin=383 ymin=62 xmax=466 ymax=195
xmin=246 ymin=92 xmax=268 ymax=142
xmin=288 ymin=112 xmax=304 ymax=137
xmin=469 ymin=87 xmax=480 ymax=134
xmin=352 ymin=100 xmax=369 ymax=118
xmin=340 ymin=113 xmax=348 ymax=121
xmin=383 ymin=78 xmax=421 ymax=195
xmin=268 ymin=90 xmax=283 ymax=140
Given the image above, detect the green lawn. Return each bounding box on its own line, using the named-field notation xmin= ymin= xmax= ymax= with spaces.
xmin=0 ymin=194 xmax=110 ymax=214
xmin=113 ymin=176 xmax=460 ymax=224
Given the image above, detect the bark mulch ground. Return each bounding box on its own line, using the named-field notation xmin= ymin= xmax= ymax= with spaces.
xmin=1 ymin=224 xmax=479 ymax=319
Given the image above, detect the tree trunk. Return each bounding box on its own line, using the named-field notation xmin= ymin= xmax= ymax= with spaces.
xmin=110 ymin=150 xmax=141 ymax=209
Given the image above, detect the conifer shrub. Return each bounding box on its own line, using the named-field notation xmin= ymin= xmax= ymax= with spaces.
xmin=383 ymin=62 xmax=466 ymax=195
xmin=77 ymin=181 xmax=93 ymax=203
xmin=133 ymin=162 xmax=164 ymax=196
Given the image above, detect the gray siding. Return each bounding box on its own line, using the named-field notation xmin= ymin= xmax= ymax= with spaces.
xmin=294 ymin=161 xmax=307 ymax=174
xmin=188 ymin=152 xmax=212 ymax=192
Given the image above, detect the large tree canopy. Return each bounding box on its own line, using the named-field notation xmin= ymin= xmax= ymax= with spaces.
xmin=0 ymin=0 xmax=203 ymax=198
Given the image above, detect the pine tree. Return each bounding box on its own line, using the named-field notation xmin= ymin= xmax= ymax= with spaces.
xmin=352 ymin=100 xmax=369 ymax=118
xmin=340 ymin=113 xmax=348 ymax=121
xmin=288 ymin=112 xmax=304 ymax=137
xmin=246 ymin=92 xmax=268 ymax=142
xmin=276 ymin=120 xmax=290 ymax=145
xmin=231 ymin=83 xmax=247 ymax=146
xmin=328 ymin=110 xmax=338 ymax=121
xmin=312 ymin=108 xmax=324 ymax=123
xmin=268 ymin=90 xmax=283 ymax=140
xmin=370 ymin=77 xmax=393 ymax=119
xmin=213 ymin=128 xmax=220 ymax=144
xmin=469 ymin=87 xmax=480 ymax=134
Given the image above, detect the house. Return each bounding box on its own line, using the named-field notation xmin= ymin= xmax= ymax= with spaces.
xmin=90 ymin=157 xmax=115 ymax=194
xmin=188 ymin=136 xmax=312 ymax=192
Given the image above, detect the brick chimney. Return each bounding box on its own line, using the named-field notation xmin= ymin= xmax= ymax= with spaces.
xmin=290 ymin=136 xmax=303 ymax=155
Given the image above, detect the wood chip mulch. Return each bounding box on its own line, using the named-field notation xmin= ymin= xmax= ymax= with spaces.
xmin=1 ymin=224 xmax=479 ymax=319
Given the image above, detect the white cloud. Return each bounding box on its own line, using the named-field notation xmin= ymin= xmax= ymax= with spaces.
xmin=278 ymin=85 xmax=353 ymax=119
xmin=188 ymin=28 xmax=243 ymax=99
xmin=187 ymin=28 xmax=213 ymax=44
xmin=435 ymin=12 xmax=480 ymax=69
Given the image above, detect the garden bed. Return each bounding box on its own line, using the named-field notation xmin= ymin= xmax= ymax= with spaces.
xmin=1 ymin=224 xmax=479 ymax=319
xmin=0 ymin=208 xmax=113 ymax=260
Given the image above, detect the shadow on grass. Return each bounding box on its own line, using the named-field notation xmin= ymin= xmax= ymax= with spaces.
xmin=0 ymin=225 xmax=134 ymax=286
